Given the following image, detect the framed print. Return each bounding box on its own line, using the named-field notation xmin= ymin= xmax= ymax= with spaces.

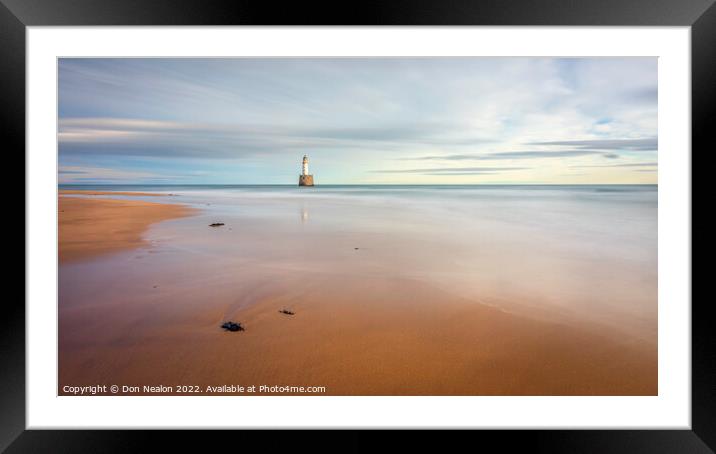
xmin=7 ymin=0 xmax=708 ymax=451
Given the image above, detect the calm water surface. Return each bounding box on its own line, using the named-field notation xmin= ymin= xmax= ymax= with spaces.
xmin=59 ymin=184 xmax=657 ymax=340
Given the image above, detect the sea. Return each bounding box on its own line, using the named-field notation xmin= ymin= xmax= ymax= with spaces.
xmin=59 ymin=184 xmax=657 ymax=338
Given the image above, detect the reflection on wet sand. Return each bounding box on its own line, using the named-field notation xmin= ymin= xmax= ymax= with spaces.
xmin=59 ymin=186 xmax=657 ymax=395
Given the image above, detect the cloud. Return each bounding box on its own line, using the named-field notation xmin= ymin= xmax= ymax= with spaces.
xmin=58 ymin=117 xmax=493 ymax=159
xmin=418 ymin=172 xmax=509 ymax=176
xmin=58 ymin=165 xmax=184 ymax=183
xmin=404 ymin=150 xmax=613 ymax=161
xmin=570 ymin=162 xmax=657 ymax=168
xmin=526 ymin=138 xmax=657 ymax=151
xmin=370 ymin=166 xmax=529 ymax=174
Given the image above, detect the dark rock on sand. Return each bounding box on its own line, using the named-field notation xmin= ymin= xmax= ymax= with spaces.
xmin=279 ymin=309 xmax=295 ymax=316
xmin=209 ymin=222 xmax=225 ymax=227
xmin=221 ymin=321 xmax=244 ymax=332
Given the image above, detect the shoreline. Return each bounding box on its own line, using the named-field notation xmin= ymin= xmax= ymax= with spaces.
xmin=59 ymin=191 xmax=195 ymax=263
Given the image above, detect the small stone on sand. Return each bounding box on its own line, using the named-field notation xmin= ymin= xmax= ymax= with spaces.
xmin=221 ymin=321 xmax=244 ymax=332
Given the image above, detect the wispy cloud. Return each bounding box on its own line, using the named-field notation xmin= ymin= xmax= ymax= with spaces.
xmin=569 ymin=162 xmax=658 ymax=168
xmin=59 ymin=117 xmax=493 ymax=159
xmin=371 ymin=166 xmax=529 ymax=175
xmin=403 ymin=150 xmax=615 ymax=161
xmin=58 ymin=165 xmax=198 ymax=183
xmin=526 ymin=138 xmax=657 ymax=151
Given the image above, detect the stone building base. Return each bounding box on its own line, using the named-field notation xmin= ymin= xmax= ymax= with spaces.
xmin=298 ymin=175 xmax=314 ymax=186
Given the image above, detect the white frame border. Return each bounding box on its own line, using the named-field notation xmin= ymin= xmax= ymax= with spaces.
xmin=27 ymin=26 xmax=691 ymax=429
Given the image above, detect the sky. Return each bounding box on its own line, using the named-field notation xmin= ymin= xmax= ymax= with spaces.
xmin=58 ymin=58 xmax=657 ymax=185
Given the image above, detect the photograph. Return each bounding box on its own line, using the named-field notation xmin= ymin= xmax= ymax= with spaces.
xmin=57 ymin=57 xmax=658 ymax=396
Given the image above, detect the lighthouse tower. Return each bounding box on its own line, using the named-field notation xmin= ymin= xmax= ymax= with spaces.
xmin=298 ymin=155 xmax=314 ymax=186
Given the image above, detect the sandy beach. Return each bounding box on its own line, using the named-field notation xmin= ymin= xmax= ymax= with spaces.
xmin=59 ymin=192 xmax=194 ymax=262
xmin=58 ymin=188 xmax=657 ymax=395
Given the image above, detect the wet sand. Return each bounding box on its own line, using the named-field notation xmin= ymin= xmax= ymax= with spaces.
xmin=59 ymin=273 xmax=656 ymax=395
xmin=59 ymin=194 xmax=194 ymax=262
xmin=58 ymin=193 xmax=657 ymax=396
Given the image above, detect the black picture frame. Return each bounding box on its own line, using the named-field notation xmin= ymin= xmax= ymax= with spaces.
xmin=6 ymin=0 xmax=706 ymax=451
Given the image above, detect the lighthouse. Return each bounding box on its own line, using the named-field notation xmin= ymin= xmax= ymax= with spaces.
xmin=298 ymin=155 xmax=314 ymax=186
